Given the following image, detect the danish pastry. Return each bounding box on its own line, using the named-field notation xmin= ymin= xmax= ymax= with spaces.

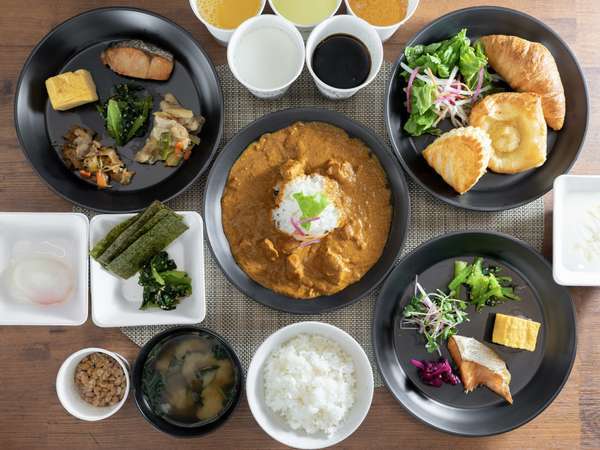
xmin=470 ymin=92 xmax=547 ymax=174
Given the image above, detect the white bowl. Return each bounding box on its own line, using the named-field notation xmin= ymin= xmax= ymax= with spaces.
xmin=306 ymin=15 xmax=383 ymax=100
xmin=188 ymin=0 xmax=267 ymax=46
xmin=246 ymin=321 xmax=374 ymax=449
xmin=344 ymin=0 xmax=420 ymax=42
xmin=228 ymin=14 xmax=305 ymax=99
xmin=90 ymin=211 xmax=205 ymax=327
xmin=268 ymin=0 xmax=342 ymax=39
xmin=553 ymin=174 xmax=600 ymax=286
xmin=56 ymin=348 xmax=130 ymax=421
xmin=0 ymin=212 xmax=89 ymax=326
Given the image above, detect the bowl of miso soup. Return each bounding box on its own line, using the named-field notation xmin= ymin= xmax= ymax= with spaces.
xmin=132 ymin=327 xmax=243 ymax=437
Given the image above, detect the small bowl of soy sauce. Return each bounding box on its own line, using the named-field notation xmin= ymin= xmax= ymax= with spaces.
xmin=306 ymin=15 xmax=383 ymax=100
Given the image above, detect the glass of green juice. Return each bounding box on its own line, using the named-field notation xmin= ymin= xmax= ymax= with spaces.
xmin=269 ymin=0 xmax=342 ymax=37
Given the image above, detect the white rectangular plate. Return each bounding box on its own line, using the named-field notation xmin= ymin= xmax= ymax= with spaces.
xmin=90 ymin=211 xmax=206 ymax=327
xmin=0 ymin=213 xmax=89 ymax=325
xmin=553 ymin=175 xmax=600 ymax=286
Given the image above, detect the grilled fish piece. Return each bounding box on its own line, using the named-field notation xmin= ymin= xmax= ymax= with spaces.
xmin=448 ymin=335 xmax=513 ymax=404
xmin=101 ymin=40 xmax=174 ymax=81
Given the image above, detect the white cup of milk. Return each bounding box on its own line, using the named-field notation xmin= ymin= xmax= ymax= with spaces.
xmin=306 ymin=15 xmax=383 ymax=100
xmin=228 ymin=15 xmax=306 ymax=99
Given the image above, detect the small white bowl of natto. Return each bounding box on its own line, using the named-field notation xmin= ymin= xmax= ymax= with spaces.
xmin=56 ymin=347 xmax=130 ymax=421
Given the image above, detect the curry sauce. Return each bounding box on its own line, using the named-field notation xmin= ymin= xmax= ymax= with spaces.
xmin=221 ymin=122 xmax=392 ymax=299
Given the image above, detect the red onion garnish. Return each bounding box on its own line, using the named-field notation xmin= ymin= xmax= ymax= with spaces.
xmin=472 ymin=67 xmax=484 ymax=103
xmin=406 ymin=66 xmax=420 ymax=113
xmin=299 ymin=238 xmax=321 ymax=248
xmin=290 ymin=217 xmax=306 ymax=236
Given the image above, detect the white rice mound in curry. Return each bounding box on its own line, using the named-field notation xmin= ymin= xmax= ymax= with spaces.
xmin=272 ymin=174 xmax=341 ymax=239
xmin=263 ymin=334 xmax=356 ymax=435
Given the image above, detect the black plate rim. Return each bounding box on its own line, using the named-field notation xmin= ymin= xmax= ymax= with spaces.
xmin=131 ymin=325 xmax=244 ymax=438
xmin=203 ymin=107 xmax=410 ymax=314
xmin=384 ymin=5 xmax=590 ymax=212
xmin=13 ymin=6 xmax=224 ymax=213
xmin=373 ymin=230 xmax=577 ymax=436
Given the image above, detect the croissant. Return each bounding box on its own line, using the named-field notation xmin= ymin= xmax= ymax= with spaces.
xmin=480 ymin=35 xmax=565 ymax=131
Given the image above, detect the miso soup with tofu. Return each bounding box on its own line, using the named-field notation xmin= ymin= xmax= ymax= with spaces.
xmin=141 ymin=333 xmax=239 ymax=425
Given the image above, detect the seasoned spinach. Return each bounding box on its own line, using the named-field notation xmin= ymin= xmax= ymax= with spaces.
xmin=139 ymin=251 xmax=192 ymax=311
xmin=97 ymin=83 xmax=153 ymax=146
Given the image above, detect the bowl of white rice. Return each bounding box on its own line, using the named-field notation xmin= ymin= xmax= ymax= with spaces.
xmin=246 ymin=322 xmax=374 ymax=449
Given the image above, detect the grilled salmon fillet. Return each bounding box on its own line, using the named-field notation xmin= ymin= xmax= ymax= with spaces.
xmin=101 ymin=40 xmax=174 ymax=81
xmin=448 ymin=335 xmax=513 ymax=404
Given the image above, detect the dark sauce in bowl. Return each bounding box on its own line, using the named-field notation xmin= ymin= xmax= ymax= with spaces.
xmin=311 ymin=34 xmax=371 ymax=89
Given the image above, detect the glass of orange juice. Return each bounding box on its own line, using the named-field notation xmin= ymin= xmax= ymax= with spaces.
xmin=189 ymin=0 xmax=266 ymax=46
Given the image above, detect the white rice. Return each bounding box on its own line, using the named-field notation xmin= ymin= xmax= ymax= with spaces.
xmin=263 ymin=334 xmax=356 ymax=436
xmin=272 ymin=174 xmax=340 ymax=239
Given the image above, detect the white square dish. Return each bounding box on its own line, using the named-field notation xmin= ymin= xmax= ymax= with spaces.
xmin=553 ymin=175 xmax=600 ymax=286
xmin=90 ymin=211 xmax=205 ymax=327
xmin=0 ymin=213 xmax=89 ymax=325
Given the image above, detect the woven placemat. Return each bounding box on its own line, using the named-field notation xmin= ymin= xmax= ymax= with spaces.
xmin=76 ymin=62 xmax=544 ymax=387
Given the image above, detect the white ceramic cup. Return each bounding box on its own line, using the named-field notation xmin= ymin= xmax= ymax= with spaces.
xmin=246 ymin=322 xmax=374 ymax=449
xmin=56 ymin=348 xmax=130 ymax=421
xmin=189 ymin=0 xmax=267 ymax=46
xmin=228 ymin=15 xmax=305 ymax=99
xmin=306 ymin=15 xmax=383 ymax=100
xmin=268 ymin=0 xmax=342 ymax=40
xmin=344 ymin=0 xmax=420 ymax=42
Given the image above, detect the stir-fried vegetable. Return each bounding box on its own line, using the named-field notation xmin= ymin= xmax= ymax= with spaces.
xmin=401 ymin=278 xmax=469 ymax=354
xmin=97 ymin=83 xmax=153 ymax=146
xmin=138 ymin=251 xmax=192 ymax=311
xmin=401 ymin=29 xmax=502 ymax=136
xmin=448 ymin=257 xmax=520 ymax=311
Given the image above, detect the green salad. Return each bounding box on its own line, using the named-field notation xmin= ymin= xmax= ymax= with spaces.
xmin=400 ymin=29 xmax=501 ymax=137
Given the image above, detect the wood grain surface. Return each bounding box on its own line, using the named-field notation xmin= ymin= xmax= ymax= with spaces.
xmin=0 ymin=1 xmax=599 ymax=449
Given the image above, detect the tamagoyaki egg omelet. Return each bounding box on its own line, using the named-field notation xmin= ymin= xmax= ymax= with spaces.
xmin=470 ymin=92 xmax=547 ymax=174
xmin=422 ymin=126 xmax=492 ymax=195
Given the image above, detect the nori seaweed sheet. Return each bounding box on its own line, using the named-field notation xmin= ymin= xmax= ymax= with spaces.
xmin=97 ymin=207 xmax=174 ymax=266
xmin=93 ymin=200 xmax=165 ymax=265
xmin=90 ymin=215 xmax=137 ymax=259
xmin=106 ymin=214 xmax=188 ymax=279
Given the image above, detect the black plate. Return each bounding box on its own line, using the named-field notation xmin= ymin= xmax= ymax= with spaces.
xmin=14 ymin=7 xmax=223 ymax=212
xmin=385 ymin=6 xmax=589 ymax=211
xmin=373 ymin=232 xmax=576 ymax=436
xmin=132 ymin=326 xmax=243 ymax=437
xmin=204 ymin=108 xmax=410 ymax=314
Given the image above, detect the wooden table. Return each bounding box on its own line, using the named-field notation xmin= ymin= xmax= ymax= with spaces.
xmin=0 ymin=1 xmax=598 ymax=448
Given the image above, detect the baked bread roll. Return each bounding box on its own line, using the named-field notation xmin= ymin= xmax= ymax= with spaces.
xmin=470 ymin=92 xmax=547 ymax=174
xmin=480 ymin=35 xmax=565 ymax=130
xmin=422 ymin=127 xmax=492 ymax=195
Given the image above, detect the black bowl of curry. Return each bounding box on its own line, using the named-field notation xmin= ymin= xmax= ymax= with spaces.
xmin=204 ymin=108 xmax=410 ymax=314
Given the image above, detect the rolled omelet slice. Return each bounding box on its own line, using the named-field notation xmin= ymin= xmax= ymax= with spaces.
xmin=422 ymin=126 xmax=492 ymax=195
xmin=470 ymin=92 xmax=547 ymax=174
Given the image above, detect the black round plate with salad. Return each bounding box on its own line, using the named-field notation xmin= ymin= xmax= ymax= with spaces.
xmin=373 ymin=231 xmax=576 ymax=436
xmin=14 ymin=7 xmax=223 ymax=212
xmin=385 ymin=6 xmax=588 ymax=211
